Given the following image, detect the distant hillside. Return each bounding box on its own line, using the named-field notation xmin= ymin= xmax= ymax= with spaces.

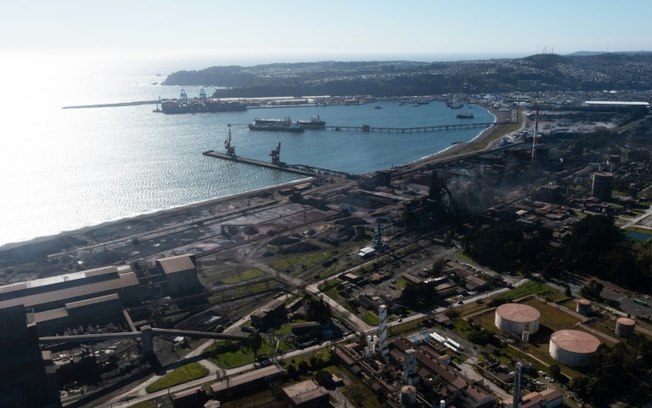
xmin=163 ymin=54 xmax=652 ymax=97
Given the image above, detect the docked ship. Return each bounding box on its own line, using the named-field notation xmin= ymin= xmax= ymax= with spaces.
xmin=159 ymin=89 xmax=247 ymax=114
xmin=447 ymin=100 xmax=464 ymax=109
xmin=248 ymin=118 xmax=305 ymax=133
xmin=456 ymin=112 xmax=474 ymax=119
xmin=296 ymin=116 xmax=326 ymax=129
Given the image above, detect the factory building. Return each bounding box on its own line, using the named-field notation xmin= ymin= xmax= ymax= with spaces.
xmin=591 ymin=172 xmax=614 ymax=201
xmin=0 ymin=306 xmax=61 ymax=408
xmin=0 ymin=265 xmax=140 ymax=312
xmin=495 ymin=303 xmax=540 ymax=336
xmin=282 ymin=379 xmax=330 ymax=407
xmin=549 ymin=330 xmax=600 ymax=368
xmin=0 ymin=265 xmax=139 ymax=336
xmin=156 ymin=254 xmax=202 ymax=297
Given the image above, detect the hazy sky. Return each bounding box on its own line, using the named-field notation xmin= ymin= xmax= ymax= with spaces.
xmin=1 ymin=0 xmax=651 ymax=58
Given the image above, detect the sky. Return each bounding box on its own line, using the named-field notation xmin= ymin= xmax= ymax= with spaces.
xmin=1 ymin=0 xmax=651 ymax=60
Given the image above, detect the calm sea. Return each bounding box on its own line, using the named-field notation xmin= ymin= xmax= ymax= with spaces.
xmin=0 ymin=52 xmax=494 ymax=247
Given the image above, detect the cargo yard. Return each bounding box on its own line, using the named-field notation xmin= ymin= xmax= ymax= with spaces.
xmin=2 ymin=97 xmax=652 ymax=408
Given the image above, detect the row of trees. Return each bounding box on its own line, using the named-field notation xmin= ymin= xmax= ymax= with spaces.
xmin=571 ymin=335 xmax=652 ymax=406
xmin=465 ymin=214 xmax=652 ymax=292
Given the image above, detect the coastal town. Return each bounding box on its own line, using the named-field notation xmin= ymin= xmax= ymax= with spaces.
xmin=2 ymin=84 xmax=652 ymax=408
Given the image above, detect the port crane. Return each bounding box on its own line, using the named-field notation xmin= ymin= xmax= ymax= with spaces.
xmin=224 ymin=127 xmax=236 ymax=156
xmin=270 ymin=142 xmax=282 ymax=165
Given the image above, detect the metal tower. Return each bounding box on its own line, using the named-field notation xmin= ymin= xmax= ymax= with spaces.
xmin=531 ymin=108 xmax=539 ymax=161
xmin=513 ymin=362 xmax=523 ymax=408
xmin=378 ymin=304 xmax=388 ymax=358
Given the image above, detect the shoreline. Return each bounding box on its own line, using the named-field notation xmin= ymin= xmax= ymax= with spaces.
xmin=0 ymin=177 xmax=312 ymax=253
xmin=0 ymin=103 xmax=509 ymax=253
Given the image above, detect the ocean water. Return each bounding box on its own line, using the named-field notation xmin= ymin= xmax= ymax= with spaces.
xmin=0 ymin=52 xmax=493 ymax=247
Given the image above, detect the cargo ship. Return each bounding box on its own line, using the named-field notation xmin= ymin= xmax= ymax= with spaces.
xmin=248 ymin=118 xmax=305 ymax=133
xmin=447 ymin=100 xmax=464 ymax=109
xmin=159 ymin=89 xmax=247 ymax=114
xmin=456 ymin=112 xmax=474 ymax=119
xmin=296 ymin=116 xmax=326 ymax=129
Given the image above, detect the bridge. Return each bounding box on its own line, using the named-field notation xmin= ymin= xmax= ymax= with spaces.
xmin=39 ymin=325 xmax=249 ymax=357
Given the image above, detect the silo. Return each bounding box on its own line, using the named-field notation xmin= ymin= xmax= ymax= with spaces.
xmin=549 ymin=330 xmax=600 ymax=368
xmin=400 ymin=385 xmax=417 ymax=407
xmin=576 ymin=299 xmax=592 ymax=315
xmin=495 ymin=303 xmax=541 ymax=335
xmin=615 ymin=317 xmax=636 ymax=338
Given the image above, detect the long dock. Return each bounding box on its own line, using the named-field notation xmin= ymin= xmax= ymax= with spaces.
xmin=325 ymin=121 xmax=498 ymax=133
xmin=203 ymin=150 xmax=356 ymax=179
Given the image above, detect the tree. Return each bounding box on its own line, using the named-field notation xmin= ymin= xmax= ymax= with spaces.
xmin=246 ymin=332 xmax=263 ymax=358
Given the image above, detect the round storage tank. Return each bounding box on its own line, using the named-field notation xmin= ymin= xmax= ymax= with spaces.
xmin=495 ymin=303 xmax=540 ymax=335
xmin=549 ymin=330 xmax=600 ymax=368
xmin=400 ymin=385 xmax=417 ymax=407
xmin=615 ymin=317 xmax=636 ymax=338
xmin=576 ymin=299 xmax=592 ymax=315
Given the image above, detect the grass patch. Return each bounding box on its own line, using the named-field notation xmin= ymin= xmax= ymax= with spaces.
xmin=319 ymin=278 xmax=341 ymax=299
xmin=395 ymin=277 xmax=407 ymax=290
xmin=361 ymin=310 xmax=379 ymax=326
xmin=389 ymin=317 xmax=423 ymax=336
xmin=232 ymin=280 xmax=279 ymax=297
xmin=493 ymin=281 xmax=563 ymax=303
xmin=207 ymin=337 xmax=292 ymax=369
xmin=274 ymin=319 xmax=307 ymax=336
xmin=221 ymin=268 xmax=264 ymax=284
xmin=145 ymin=363 xmax=208 ymax=393
xmin=521 ymin=298 xmax=581 ymax=332
xmin=269 ymin=250 xmax=339 ymax=275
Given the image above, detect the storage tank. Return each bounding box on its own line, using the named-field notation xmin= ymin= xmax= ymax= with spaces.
xmin=549 ymin=330 xmax=600 ymax=367
xmin=400 ymin=385 xmax=417 ymax=407
xmin=615 ymin=317 xmax=636 ymax=338
xmin=495 ymin=303 xmax=540 ymax=335
xmin=576 ymin=299 xmax=592 ymax=315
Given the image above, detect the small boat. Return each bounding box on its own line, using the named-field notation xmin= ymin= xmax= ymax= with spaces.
xmin=153 ymin=104 xmax=161 ymax=113
xmin=456 ymin=112 xmax=474 ymax=119
xmin=374 ymin=105 xmax=383 ymax=109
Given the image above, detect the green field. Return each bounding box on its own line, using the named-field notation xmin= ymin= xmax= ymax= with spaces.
xmin=362 ymin=310 xmax=379 ymax=326
xmin=493 ymin=281 xmax=565 ymax=303
xmin=208 ymin=337 xmax=291 ymax=369
xmin=221 ymin=268 xmax=265 ymax=284
xmin=145 ymin=363 xmax=209 ymax=393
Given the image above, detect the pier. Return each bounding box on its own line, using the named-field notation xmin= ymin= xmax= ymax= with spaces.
xmin=202 ymin=150 xmax=355 ymax=179
xmin=325 ymin=121 xmax=498 ymax=133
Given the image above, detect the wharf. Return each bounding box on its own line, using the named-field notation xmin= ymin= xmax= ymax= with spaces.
xmin=325 ymin=121 xmax=499 ymax=133
xmin=202 ymin=151 xmax=356 ymax=179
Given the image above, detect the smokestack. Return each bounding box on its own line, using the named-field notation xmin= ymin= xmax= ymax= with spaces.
xmin=531 ymin=108 xmax=539 ymax=160
xmin=513 ymin=362 xmax=523 ymax=408
xmin=378 ymin=304 xmax=388 ymax=358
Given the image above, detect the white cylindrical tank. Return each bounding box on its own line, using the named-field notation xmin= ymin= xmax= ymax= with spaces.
xmin=615 ymin=317 xmax=636 ymax=337
xmin=549 ymin=329 xmax=600 ymax=368
xmin=576 ymin=299 xmax=592 ymax=315
xmin=400 ymin=385 xmax=417 ymax=407
xmin=495 ymin=303 xmax=541 ymax=335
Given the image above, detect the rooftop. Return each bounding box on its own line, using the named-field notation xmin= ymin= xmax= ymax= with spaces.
xmin=550 ymin=329 xmax=601 ymax=353
xmin=496 ymin=303 xmax=541 ymax=322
